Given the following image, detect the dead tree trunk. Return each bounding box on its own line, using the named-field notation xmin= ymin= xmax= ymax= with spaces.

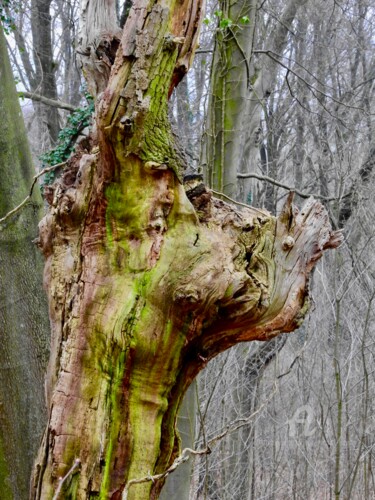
xmin=31 ymin=1 xmax=341 ymax=498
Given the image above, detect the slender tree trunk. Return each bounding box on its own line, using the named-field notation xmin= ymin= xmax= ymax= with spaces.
xmin=31 ymin=0 xmax=60 ymax=145
xmin=0 ymin=26 xmax=49 ymax=499
xmin=29 ymin=1 xmax=341 ymax=498
xmin=58 ymin=0 xmax=82 ymax=107
xmin=205 ymin=0 xmax=258 ymax=198
xmin=239 ymin=0 xmax=308 ymax=205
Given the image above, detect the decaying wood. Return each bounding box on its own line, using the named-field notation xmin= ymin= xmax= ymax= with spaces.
xmin=31 ymin=1 xmax=342 ymax=498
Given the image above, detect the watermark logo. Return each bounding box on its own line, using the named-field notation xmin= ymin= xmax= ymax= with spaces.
xmin=288 ymin=404 xmax=316 ymax=438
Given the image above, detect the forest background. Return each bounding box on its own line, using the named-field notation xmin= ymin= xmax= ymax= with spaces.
xmin=0 ymin=0 xmax=374 ymax=499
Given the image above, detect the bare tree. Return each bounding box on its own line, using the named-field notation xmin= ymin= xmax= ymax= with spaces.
xmin=193 ymin=1 xmax=375 ymax=498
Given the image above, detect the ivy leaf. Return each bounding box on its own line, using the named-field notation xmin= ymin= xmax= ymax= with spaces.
xmin=214 ymin=10 xmax=223 ymax=18
xmin=219 ymin=18 xmax=233 ymax=29
xmin=240 ymin=16 xmax=250 ymax=24
xmin=40 ymin=91 xmax=95 ymax=185
xmin=203 ymin=17 xmax=210 ymax=25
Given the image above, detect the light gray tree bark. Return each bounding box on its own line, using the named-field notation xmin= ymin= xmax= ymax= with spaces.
xmin=0 ymin=25 xmax=49 ymax=499
xmin=30 ymin=0 xmax=61 ymax=144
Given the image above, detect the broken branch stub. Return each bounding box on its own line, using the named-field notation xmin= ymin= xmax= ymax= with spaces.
xmin=177 ymin=191 xmax=343 ymax=365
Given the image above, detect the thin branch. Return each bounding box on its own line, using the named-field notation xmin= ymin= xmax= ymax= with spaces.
xmin=211 ymin=189 xmax=269 ymax=214
xmin=5 ymin=38 xmax=30 ymax=90
xmin=52 ymin=459 xmax=80 ymax=500
xmin=19 ymin=91 xmax=76 ymax=111
xmin=122 ymin=448 xmax=210 ymax=500
xmin=0 ymin=161 xmax=67 ymax=226
xmin=195 ymin=49 xmax=214 ymax=54
xmin=0 ymin=196 xmax=33 ymax=228
xmin=257 ymin=0 xmax=267 ymax=10
xmin=285 ymin=70 xmax=318 ymax=117
xmin=206 ymin=381 xmax=277 ymax=447
xmin=228 ymin=26 xmax=252 ymax=90
xmin=254 ymin=49 xmax=370 ymax=113
xmin=277 ymin=354 xmax=300 ymax=379
xmin=237 ymin=172 xmax=350 ymax=202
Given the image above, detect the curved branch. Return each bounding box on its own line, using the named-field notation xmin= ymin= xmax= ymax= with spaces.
xmin=122 ymin=448 xmax=209 ymax=500
xmin=228 ymin=26 xmax=252 ymax=90
xmin=237 ymin=172 xmax=350 ymax=202
xmin=0 ymin=162 xmax=67 ymax=226
xmin=211 ymin=189 xmax=269 ymax=214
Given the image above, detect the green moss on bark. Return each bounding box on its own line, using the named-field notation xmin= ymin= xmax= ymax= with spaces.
xmin=100 ymin=349 xmax=127 ymax=499
xmin=0 ymin=436 xmax=12 ymax=500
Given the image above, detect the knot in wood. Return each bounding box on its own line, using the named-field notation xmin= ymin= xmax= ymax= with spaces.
xmin=58 ymin=191 xmax=76 ymax=215
xmin=163 ymin=34 xmax=185 ymax=50
xmin=282 ymin=235 xmax=295 ymax=251
xmin=173 ymin=287 xmax=200 ymax=308
xmin=119 ymin=115 xmax=134 ymax=134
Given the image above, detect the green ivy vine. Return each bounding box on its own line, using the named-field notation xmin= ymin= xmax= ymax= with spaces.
xmin=40 ymin=93 xmax=94 ymax=184
xmin=203 ymin=10 xmax=250 ymax=29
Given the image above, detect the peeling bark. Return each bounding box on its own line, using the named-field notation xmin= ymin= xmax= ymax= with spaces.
xmin=31 ymin=1 xmax=342 ymax=498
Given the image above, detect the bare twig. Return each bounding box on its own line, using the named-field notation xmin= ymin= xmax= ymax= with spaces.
xmin=211 ymin=189 xmax=269 ymax=215
xmin=228 ymin=27 xmax=252 ymax=90
xmin=206 ymin=381 xmax=278 ymax=447
xmin=285 ymin=70 xmax=318 ymax=117
xmin=237 ymin=172 xmax=350 ymax=202
xmin=19 ymin=91 xmax=76 ymax=112
xmin=277 ymin=354 xmax=301 ymax=379
xmin=52 ymin=458 xmax=80 ymax=500
xmin=121 ymin=448 xmax=210 ymax=499
xmin=195 ymin=49 xmax=213 ymax=54
xmin=0 ymin=161 xmax=67 ymax=226
xmin=254 ymin=49 xmax=369 ymax=113
xmin=257 ymin=0 xmax=267 ymax=10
